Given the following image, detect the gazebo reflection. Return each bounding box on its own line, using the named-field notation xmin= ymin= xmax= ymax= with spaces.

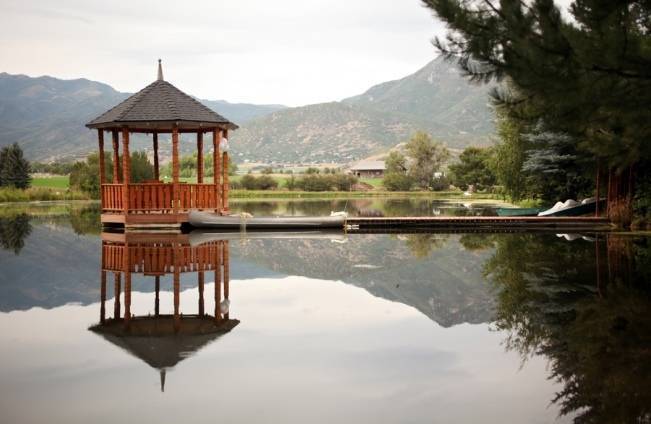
xmin=90 ymin=232 xmax=238 ymax=391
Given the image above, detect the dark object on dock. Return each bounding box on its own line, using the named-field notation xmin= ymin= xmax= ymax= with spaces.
xmin=538 ymin=198 xmax=606 ymax=217
xmin=188 ymin=210 xmax=347 ymax=230
xmin=496 ymin=207 xmax=543 ymax=217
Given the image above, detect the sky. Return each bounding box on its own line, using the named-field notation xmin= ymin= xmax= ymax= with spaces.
xmin=0 ymin=0 xmax=574 ymax=107
xmin=0 ymin=0 xmax=445 ymax=106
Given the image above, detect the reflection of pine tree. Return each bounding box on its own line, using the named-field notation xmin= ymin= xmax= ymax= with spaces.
xmin=485 ymin=234 xmax=651 ymax=423
xmin=0 ymin=214 xmax=32 ymax=254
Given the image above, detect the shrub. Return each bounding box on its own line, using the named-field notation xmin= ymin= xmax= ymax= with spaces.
xmin=383 ymin=173 xmax=414 ymax=191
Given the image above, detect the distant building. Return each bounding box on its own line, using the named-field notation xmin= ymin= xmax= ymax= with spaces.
xmin=349 ymin=160 xmax=386 ymax=178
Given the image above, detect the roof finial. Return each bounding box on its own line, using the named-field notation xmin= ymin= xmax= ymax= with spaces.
xmin=157 ymin=59 xmax=164 ymax=81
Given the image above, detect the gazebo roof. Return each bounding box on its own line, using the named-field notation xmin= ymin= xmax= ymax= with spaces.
xmin=86 ymin=60 xmax=238 ymax=132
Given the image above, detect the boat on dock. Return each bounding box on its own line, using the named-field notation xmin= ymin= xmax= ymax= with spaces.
xmin=538 ymin=198 xmax=605 ymax=217
xmin=188 ymin=210 xmax=347 ymax=230
xmin=496 ymin=207 xmax=543 ymax=217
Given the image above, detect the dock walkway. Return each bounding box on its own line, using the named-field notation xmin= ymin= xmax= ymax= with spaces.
xmin=346 ymin=216 xmax=611 ymax=232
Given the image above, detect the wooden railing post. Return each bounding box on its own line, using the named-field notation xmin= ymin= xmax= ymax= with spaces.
xmin=172 ymin=126 xmax=180 ymax=213
xmin=213 ymin=129 xmax=222 ymax=213
xmin=197 ymin=131 xmax=204 ymax=184
xmin=112 ymin=130 xmax=120 ymax=184
xmin=153 ymin=132 xmax=159 ymax=181
xmin=98 ymin=130 xmax=105 ymax=185
xmin=121 ymin=128 xmax=130 ymax=215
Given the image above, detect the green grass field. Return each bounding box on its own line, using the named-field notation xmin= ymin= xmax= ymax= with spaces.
xmin=31 ymin=176 xmax=70 ymax=189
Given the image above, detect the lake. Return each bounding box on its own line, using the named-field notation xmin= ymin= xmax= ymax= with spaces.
xmin=0 ymin=200 xmax=649 ymax=424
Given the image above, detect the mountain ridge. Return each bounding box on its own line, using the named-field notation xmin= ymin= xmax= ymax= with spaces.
xmin=0 ymin=57 xmax=496 ymax=163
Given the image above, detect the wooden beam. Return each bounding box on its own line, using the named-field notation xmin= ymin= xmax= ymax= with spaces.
xmin=198 ymin=271 xmax=205 ymax=316
xmin=98 ymin=130 xmax=106 ymax=185
xmin=214 ymin=241 xmax=222 ymax=322
xmin=173 ymin=243 xmax=181 ymax=332
xmin=124 ymin=246 xmax=131 ymax=326
xmin=197 ymin=132 xmax=204 ymax=184
xmin=100 ymin=270 xmax=106 ymax=323
xmin=223 ymin=241 xmax=229 ymax=320
xmin=222 ymin=130 xmax=229 ymax=213
xmin=111 ymin=130 xmax=120 ymax=184
xmin=114 ymin=273 xmax=121 ymax=319
xmin=595 ymin=161 xmax=601 ymax=217
xmin=155 ymin=276 xmax=160 ymax=317
xmin=153 ymin=132 xmax=159 ymax=181
xmin=172 ymin=126 xmax=180 ymax=214
xmin=213 ymin=129 xmax=222 ymax=213
xmin=121 ymin=128 xmax=130 ymax=215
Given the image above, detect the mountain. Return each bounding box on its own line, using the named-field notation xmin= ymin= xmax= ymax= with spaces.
xmin=0 ymin=56 xmax=495 ymax=163
xmin=230 ymin=102 xmax=418 ymax=164
xmin=0 ymin=72 xmax=285 ymax=161
xmin=230 ymin=56 xmax=496 ymax=163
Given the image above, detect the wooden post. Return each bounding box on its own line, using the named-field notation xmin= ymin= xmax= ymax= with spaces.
xmin=114 ymin=273 xmax=121 ymax=319
xmin=124 ymin=255 xmax=131 ymax=326
xmin=213 ymin=129 xmax=222 ymax=213
xmin=155 ymin=276 xmax=160 ymax=317
xmin=594 ymin=159 xmax=601 ymax=217
xmin=98 ymin=130 xmax=106 ymax=185
xmin=112 ymin=130 xmax=120 ymax=184
xmin=223 ymin=240 xmax=229 ymax=320
xmin=153 ymin=132 xmax=159 ymax=181
xmin=100 ymin=270 xmax=106 ymax=323
xmin=198 ymin=271 xmax=205 ymax=316
xmin=197 ymin=132 xmax=204 ymax=184
xmin=121 ymin=128 xmax=130 ymax=215
xmin=172 ymin=126 xmax=180 ymax=213
xmin=222 ymin=129 xmax=229 ymax=213
xmin=173 ymin=243 xmax=181 ymax=332
xmin=214 ymin=241 xmax=222 ymax=321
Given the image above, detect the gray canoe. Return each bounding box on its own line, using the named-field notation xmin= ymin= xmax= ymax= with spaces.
xmin=188 ymin=210 xmax=346 ymax=230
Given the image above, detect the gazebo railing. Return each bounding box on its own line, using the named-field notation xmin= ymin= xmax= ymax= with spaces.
xmin=101 ymin=183 xmax=218 ymax=213
xmin=102 ymin=242 xmax=221 ymax=273
xmin=101 ymin=184 xmax=124 ymax=212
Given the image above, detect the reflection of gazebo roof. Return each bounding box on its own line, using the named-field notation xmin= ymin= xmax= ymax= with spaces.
xmin=90 ymin=316 xmax=239 ymax=391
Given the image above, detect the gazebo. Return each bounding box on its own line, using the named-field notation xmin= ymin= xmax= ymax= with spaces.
xmin=86 ymin=60 xmax=238 ymax=228
xmin=92 ymin=232 xmax=238 ymax=391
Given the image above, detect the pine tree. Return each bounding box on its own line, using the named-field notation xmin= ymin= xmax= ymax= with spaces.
xmin=421 ymin=0 xmax=651 ymax=216
xmin=0 ymin=143 xmax=31 ymax=189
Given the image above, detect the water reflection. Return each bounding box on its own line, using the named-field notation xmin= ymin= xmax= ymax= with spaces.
xmin=485 ymin=234 xmax=651 ymax=423
xmin=2 ymin=202 xmax=651 ymax=423
xmin=90 ymin=233 xmax=238 ymax=391
xmin=0 ymin=213 xmax=31 ymax=254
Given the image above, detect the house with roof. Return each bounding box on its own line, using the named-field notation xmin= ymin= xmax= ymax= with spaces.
xmin=348 ymin=160 xmax=386 ymax=178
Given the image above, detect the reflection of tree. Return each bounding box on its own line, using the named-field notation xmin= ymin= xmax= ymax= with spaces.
xmin=0 ymin=213 xmax=32 ymax=254
xmin=404 ymin=234 xmax=449 ymax=259
xmin=486 ymin=234 xmax=651 ymax=423
xmin=70 ymin=204 xmax=102 ymax=235
xmin=459 ymin=233 xmax=496 ymax=251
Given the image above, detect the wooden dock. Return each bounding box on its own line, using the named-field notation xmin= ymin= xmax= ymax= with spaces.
xmin=346 ymin=216 xmax=612 ymax=232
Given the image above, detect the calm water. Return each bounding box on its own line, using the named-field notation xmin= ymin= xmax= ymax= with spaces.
xmin=0 ymin=201 xmax=649 ymax=424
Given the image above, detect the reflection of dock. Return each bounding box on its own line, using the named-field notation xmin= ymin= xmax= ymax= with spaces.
xmin=346 ymin=216 xmax=612 ymax=232
xmin=92 ymin=232 xmax=237 ymax=391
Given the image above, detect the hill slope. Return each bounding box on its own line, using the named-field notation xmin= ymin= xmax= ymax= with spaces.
xmin=231 ymin=56 xmax=496 ymax=163
xmin=0 ymin=72 xmax=284 ymax=161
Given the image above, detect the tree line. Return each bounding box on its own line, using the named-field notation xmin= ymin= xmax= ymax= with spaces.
xmin=420 ymin=0 xmax=651 ymax=227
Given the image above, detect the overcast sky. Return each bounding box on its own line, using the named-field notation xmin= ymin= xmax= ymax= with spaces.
xmin=0 ymin=0 xmax=573 ymax=107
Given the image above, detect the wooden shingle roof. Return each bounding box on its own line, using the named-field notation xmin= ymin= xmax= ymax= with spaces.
xmin=86 ymin=62 xmax=237 ymax=132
